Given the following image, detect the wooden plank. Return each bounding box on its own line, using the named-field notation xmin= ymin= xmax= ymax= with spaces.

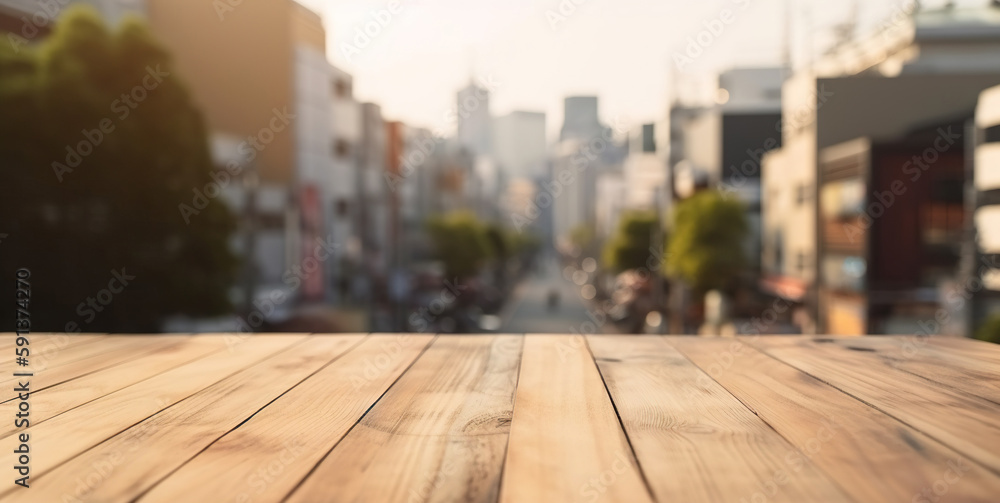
xmin=4 ymin=335 xmax=364 ymax=503
xmin=670 ymin=336 xmax=1000 ymax=503
xmin=140 ymin=334 xmax=435 ymax=503
xmin=284 ymin=335 xmax=520 ymax=503
xmin=589 ymin=335 xmax=851 ymax=503
xmin=0 ymin=336 xmax=229 ymax=436
xmin=499 ymin=335 xmax=652 ymax=503
xmin=750 ymin=336 xmax=1000 ymax=476
xmin=810 ymin=336 xmax=1000 ymax=405
xmin=0 ymin=334 xmax=110 ymax=380
xmin=0 ymin=335 xmax=187 ymax=401
xmin=0 ymin=335 xmax=151 ymax=387
xmin=904 ymin=335 xmax=1000 ymax=368
xmin=0 ymin=334 xmax=307 ymax=484
xmin=0 ymin=334 xmax=106 ymax=355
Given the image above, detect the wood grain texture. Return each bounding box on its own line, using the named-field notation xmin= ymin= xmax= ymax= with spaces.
xmin=499 ymin=335 xmax=653 ymax=503
xmin=1 ymin=333 xmax=997 ymax=502
xmin=0 ymin=334 xmax=307 ymax=485
xmin=591 ymin=335 xmax=851 ymax=503
xmin=904 ymin=335 xmax=1000 ymax=368
xmin=0 ymin=334 xmax=106 ymax=356
xmin=0 ymin=336 xmax=228 ymax=438
xmin=3 ymin=336 xmax=362 ymax=503
xmin=809 ymin=335 xmax=1000 ymax=405
xmin=286 ymin=335 xmax=520 ymax=503
xmin=0 ymin=334 xmax=114 ymax=385
xmin=0 ymin=335 xmax=188 ymax=402
xmin=670 ymin=336 xmax=1000 ymax=503
xmin=750 ymin=336 xmax=1000 ymax=476
xmin=140 ymin=334 xmax=435 ymax=503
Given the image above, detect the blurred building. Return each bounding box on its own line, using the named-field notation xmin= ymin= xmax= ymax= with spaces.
xmin=625 ymin=124 xmax=668 ymax=208
xmin=456 ymin=81 xmax=491 ymax=157
xmin=405 ymin=128 xmax=443 ymax=221
xmin=0 ymin=0 xmax=145 ymax=33
xmin=594 ymin=173 xmax=627 ymax=243
xmin=493 ymin=111 xmax=547 ymax=180
xmin=329 ymin=64 xmax=362 ymax=304
xmin=550 ymin=96 xmax=626 ymax=250
xmin=817 ymin=122 xmax=967 ymax=335
xmin=439 ymin=138 xmax=478 ymax=212
xmin=384 ymin=120 xmax=409 ymax=330
xmin=146 ymin=0 xmax=348 ymax=314
xmin=358 ymin=102 xmax=387 ymax=296
xmin=560 ymin=96 xmax=606 ymax=142
xmin=397 ymin=127 xmax=440 ymax=247
xmin=594 ymin=123 xmax=667 ymax=242
xmin=502 ymin=177 xmax=541 ymax=232
xmin=386 ymin=120 xmax=415 ymax=270
xmin=761 ymin=3 xmax=1000 ymax=335
xmin=971 ymin=85 xmax=1000 ymax=330
xmin=670 ymin=67 xmax=784 ymax=275
xmin=668 ymin=104 xmax=709 ymax=199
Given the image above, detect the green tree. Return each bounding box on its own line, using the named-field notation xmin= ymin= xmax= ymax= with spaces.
xmin=666 ymin=190 xmax=748 ymax=293
xmin=0 ymin=7 xmax=237 ymax=332
xmin=602 ymin=211 xmax=664 ymax=273
xmin=484 ymin=223 xmax=509 ymax=263
xmin=975 ymin=315 xmax=1000 ymax=344
xmin=426 ymin=211 xmax=493 ymax=278
xmin=569 ymin=224 xmax=594 ymax=251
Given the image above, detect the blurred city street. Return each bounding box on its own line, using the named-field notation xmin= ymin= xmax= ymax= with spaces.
xmin=4 ymin=1 xmax=1000 ymax=501
xmin=500 ymin=256 xmax=606 ymax=334
xmin=2 ymin=0 xmax=999 ymax=341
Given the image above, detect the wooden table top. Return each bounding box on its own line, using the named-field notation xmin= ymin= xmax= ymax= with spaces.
xmin=1 ymin=333 xmax=999 ymax=502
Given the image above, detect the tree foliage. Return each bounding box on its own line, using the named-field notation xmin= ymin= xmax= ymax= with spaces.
xmin=426 ymin=211 xmax=493 ymax=278
xmin=665 ymin=190 xmax=748 ymax=293
xmin=975 ymin=314 xmax=1000 ymax=344
xmin=485 ymin=223 xmax=541 ymax=261
xmin=602 ymin=211 xmax=664 ymax=273
xmin=569 ymin=224 xmax=594 ymax=251
xmin=0 ymin=7 xmax=237 ymax=332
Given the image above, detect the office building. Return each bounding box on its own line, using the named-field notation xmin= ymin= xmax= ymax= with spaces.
xmin=761 ymin=3 xmax=1000 ymax=334
xmin=493 ymin=111 xmax=547 ymax=180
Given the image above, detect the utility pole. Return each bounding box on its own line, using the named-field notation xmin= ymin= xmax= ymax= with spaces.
xmin=241 ymin=165 xmax=259 ymax=320
xmin=652 ymin=187 xmax=667 ymax=334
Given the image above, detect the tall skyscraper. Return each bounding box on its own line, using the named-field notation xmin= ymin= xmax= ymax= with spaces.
xmin=456 ymin=81 xmax=491 ymax=157
xmin=492 ymin=111 xmax=546 ymax=180
xmin=560 ymin=96 xmax=604 ymax=141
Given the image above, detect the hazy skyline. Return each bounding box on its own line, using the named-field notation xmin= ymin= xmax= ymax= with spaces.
xmin=300 ymin=0 xmax=984 ymax=139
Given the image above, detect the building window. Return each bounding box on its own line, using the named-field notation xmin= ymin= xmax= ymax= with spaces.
xmin=819 ymin=178 xmax=864 ymax=218
xmin=772 ymin=232 xmax=784 ymax=273
xmin=796 ymin=183 xmax=809 ymax=206
xmin=922 ymin=179 xmax=964 ymax=246
xmin=984 ymin=124 xmax=1000 ymax=144
xmin=333 ymin=139 xmax=350 ymax=158
xmin=335 ymin=199 xmax=350 ymax=217
xmin=334 ymin=80 xmax=350 ymax=98
xmin=822 ymin=255 xmax=866 ymax=292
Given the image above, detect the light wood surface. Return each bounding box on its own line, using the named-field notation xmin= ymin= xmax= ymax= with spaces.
xmin=748 ymin=336 xmax=1000 ymax=475
xmin=499 ymin=335 xmax=653 ymax=503
xmin=592 ymin=335 xmax=850 ymax=503
xmin=288 ymin=335 xmax=518 ymax=503
xmin=670 ymin=336 xmax=1000 ymax=503
xmin=0 ymin=333 xmax=997 ymax=503
xmin=142 ymin=334 xmax=433 ymax=503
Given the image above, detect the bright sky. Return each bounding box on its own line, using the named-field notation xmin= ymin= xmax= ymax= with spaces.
xmin=298 ymin=0 xmax=986 ymax=140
